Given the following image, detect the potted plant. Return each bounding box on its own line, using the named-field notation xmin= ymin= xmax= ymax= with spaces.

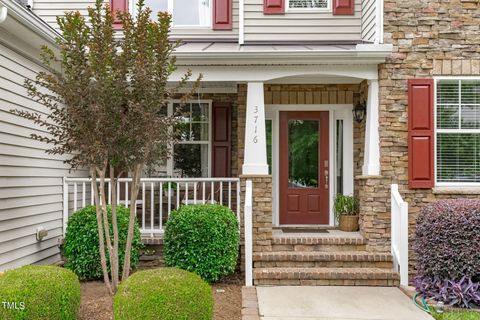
xmin=162 ymin=182 xmax=177 ymax=197
xmin=334 ymin=194 xmax=360 ymax=232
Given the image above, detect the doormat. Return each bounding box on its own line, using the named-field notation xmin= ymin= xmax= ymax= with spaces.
xmin=281 ymin=228 xmax=329 ymax=233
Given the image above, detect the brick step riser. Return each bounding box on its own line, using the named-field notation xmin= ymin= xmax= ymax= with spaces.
xmin=254 ymin=261 xmax=393 ymax=269
xmin=272 ymin=244 xmax=367 ymax=252
xmin=254 ymin=279 xmax=400 ymax=286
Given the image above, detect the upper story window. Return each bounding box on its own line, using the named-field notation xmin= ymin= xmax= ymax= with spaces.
xmin=436 ymin=79 xmax=480 ymax=185
xmin=143 ymin=0 xmax=211 ymax=27
xmin=288 ymin=0 xmax=329 ymax=11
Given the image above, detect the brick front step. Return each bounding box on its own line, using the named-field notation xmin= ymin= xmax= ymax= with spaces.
xmin=253 ymin=251 xmax=393 ymax=269
xmin=253 ymin=267 xmax=400 ymax=286
xmin=272 ymin=236 xmax=366 ymax=252
xmin=273 ymin=236 xmax=365 ymax=246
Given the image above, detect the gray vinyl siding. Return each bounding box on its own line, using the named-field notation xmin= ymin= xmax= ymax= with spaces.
xmin=0 ymin=40 xmax=87 ymax=272
xmin=244 ymin=0 xmax=362 ymax=43
xmin=32 ymin=0 xmax=239 ymax=41
xmin=361 ymin=0 xmax=376 ymax=42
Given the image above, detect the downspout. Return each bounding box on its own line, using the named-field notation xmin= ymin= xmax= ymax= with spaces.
xmin=0 ymin=6 xmax=7 ymax=24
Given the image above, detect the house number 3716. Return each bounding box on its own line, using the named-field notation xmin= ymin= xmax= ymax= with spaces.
xmin=253 ymin=106 xmax=258 ymax=144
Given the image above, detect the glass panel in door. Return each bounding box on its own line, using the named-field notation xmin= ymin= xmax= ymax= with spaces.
xmin=288 ymin=120 xmax=319 ymax=188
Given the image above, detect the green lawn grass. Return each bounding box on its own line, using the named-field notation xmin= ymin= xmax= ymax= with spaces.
xmin=431 ymin=310 xmax=480 ymax=320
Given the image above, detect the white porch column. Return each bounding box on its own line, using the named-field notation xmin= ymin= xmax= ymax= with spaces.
xmin=242 ymin=82 xmax=269 ymax=175
xmin=362 ymin=79 xmax=381 ymax=176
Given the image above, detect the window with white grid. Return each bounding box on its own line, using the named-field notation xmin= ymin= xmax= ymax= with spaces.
xmin=436 ymin=79 xmax=480 ymax=184
xmin=288 ymin=0 xmax=329 ymax=10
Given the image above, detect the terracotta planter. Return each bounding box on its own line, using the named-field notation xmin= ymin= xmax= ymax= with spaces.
xmin=339 ymin=215 xmax=359 ymax=232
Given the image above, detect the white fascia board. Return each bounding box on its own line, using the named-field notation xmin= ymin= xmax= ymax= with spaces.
xmin=169 ymin=64 xmax=380 ymax=83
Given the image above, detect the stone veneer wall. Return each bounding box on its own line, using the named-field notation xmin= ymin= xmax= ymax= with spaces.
xmin=374 ymin=0 xmax=480 ymax=276
xmin=239 ymin=175 xmax=273 ymax=271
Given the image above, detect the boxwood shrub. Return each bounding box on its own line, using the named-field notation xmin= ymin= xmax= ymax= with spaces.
xmin=64 ymin=205 xmax=143 ymax=280
xmin=164 ymin=204 xmax=240 ymax=283
xmin=0 ymin=265 xmax=80 ymax=320
xmin=415 ymin=199 xmax=480 ymax=308
xmin=114 ymin=268 xmax=213 ymax=320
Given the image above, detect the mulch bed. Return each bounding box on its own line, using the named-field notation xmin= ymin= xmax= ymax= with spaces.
xmin=79 ymin=273 xmax=242 ymax=320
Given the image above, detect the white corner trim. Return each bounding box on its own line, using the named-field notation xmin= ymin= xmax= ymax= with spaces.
xmin=0 ymin=6 xmax=7 ymax=24
xmin=239 ymin=0 xmax=244 ymax=45
xmin=362 ymin=79 xmax=381 ymax=176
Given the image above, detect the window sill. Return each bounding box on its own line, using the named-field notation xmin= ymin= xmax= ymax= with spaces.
xmin=432 ymin=187 xmax=480 ymax=195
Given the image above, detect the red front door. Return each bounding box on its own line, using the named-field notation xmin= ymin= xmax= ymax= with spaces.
xmin=279 ymin=111 xmax=330 ymax=225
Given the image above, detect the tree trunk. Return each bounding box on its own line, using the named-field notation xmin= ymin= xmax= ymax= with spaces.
xmin=90 ymin=167 xmax=113 ymax=296
xmin=98 ymin=167 xmax=115 ymax=292
xmin=109 ymin=166 xmax=120 ymax=290
xmin=122 ymin=163 xmax=143 ymax=280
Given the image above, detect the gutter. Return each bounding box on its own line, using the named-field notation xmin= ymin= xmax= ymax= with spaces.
xmin=0 ymin=0 xmax=59 ymax=46
xmin=0 ymin=6 xmax=7 ymax=24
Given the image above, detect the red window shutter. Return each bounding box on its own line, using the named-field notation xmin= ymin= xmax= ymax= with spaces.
xmin=110 ymin=0 xmax=128 ymax=29
xmin=212 ymin=103 xmax=231 ymax=177
xmin=213 ymin=0 xmax=233 ymax=30
xmin=264 ymin=0 xmax=285 ymax=14
xmin=408 ymin=79 xmax=434 ymax=189
xmin=332 ymin=0 xmax=354 ymax=15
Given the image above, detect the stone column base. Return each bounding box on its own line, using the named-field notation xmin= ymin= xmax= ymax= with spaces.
xmin=357 ymin=175 xmax=391 ymax=253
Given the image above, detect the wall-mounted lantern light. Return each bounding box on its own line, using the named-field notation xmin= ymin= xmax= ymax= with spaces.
xmin=353 ymin=100 xmax=367 ymax=123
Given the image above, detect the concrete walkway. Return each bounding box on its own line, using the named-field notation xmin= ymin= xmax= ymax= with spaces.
xmin=256 ymin=286 xmax=434 ymax=320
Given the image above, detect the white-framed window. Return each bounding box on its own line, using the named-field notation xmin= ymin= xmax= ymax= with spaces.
xmin=287 ymin=0 xmax=330 ymax=11
xmin=136 ymin=0 xmax=211 ymax=27
xmin=156 ymin=100 xmax=212 ymax=177
xmin=435 ymin=78 xmax=480 ymax=186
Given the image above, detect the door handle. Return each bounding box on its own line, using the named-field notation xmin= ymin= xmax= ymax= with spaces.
xmin=324 ymin=160 xmax=329 ymax=189
xmin=324 ymin=170 xmax=329 ymax=189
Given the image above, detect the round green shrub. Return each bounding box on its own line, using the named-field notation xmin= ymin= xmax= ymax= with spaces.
xmin=164 ymin=204 xmax=240 ymax=283
xmin=114 ymin=268 xmax=213 ymax=320
xmin=64 ymin=205 xmax=143 ymax=280
xmin=0 ymin=265 xmax=80 ymax=320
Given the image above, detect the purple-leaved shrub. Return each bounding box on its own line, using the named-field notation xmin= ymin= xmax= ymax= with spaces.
xmin=414 ymin=199 xmax=480 ymax=308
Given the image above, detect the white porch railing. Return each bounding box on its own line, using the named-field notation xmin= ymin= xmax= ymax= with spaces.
xmin=63 ymin=177 xmax=241 ymax=237
xmin=244 ymin=179 xmax=253 ymax=287
xmin=390 ymin=184 xmax=409 ymax=286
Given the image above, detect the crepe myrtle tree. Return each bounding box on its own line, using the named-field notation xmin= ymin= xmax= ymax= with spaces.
xmin=12 ymin=0 xmax=200 ymax=294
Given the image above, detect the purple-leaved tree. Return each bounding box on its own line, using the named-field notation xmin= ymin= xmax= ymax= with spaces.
xmin=12 ymin=0 xmax=200 ymax=294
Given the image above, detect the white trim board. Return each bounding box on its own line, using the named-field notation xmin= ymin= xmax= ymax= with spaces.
xmin=265 ymin=104 xmax=354 ymax=227
xmin=170 ymin=64 xmax=379 ymax=83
